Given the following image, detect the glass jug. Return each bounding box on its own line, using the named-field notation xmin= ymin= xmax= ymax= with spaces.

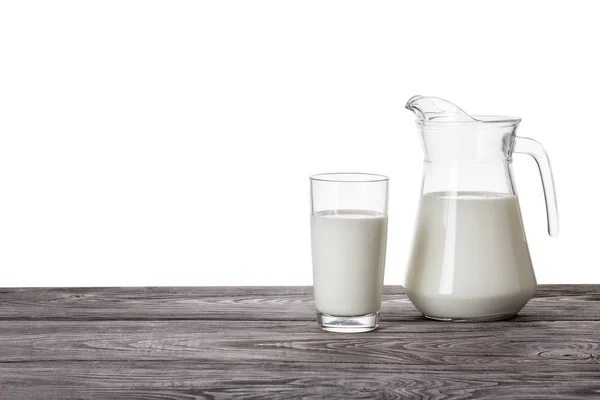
xmin=404 ymin=95 xmax=558 ymax=322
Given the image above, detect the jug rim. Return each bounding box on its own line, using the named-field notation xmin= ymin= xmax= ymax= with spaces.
xmin=418 ymin=115 xmax=521 ymax=127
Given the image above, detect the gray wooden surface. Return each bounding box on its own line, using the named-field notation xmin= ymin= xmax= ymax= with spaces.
xmin=0 ymin=285 xmax=598 ymax=399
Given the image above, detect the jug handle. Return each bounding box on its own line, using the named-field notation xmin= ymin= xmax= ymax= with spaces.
xmin=514 ymin=137 xmax=559 ymax=237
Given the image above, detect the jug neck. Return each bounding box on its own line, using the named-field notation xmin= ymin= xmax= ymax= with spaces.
xmin=419 ymin=122 xmax=520 ymax=162
xmin=421 ymin=160 xmax=517 ymax=196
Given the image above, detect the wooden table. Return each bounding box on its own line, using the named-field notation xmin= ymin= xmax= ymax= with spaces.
xmin=0 ymin=285 xmax=598 ymax=399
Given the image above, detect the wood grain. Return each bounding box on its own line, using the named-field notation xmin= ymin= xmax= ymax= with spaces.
xmin=0 ymin=285 xmax=598 ymax=399
xmin=0 ymin=285 xmax=598 ymax=321
xmin=1 ymin=362 xmax=600 ymax=400
xmin=0 ymin=320 xmax=599 ymax=365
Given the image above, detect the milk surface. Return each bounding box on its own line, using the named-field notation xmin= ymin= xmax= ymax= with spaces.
xmin=311 ymin=210 xmax=388 ymax=316
xmin=405 ymin=191 xmax=536 ymax=319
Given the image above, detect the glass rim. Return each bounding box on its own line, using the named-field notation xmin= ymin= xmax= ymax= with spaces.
xmin=309 ymin=172 xmax=389 ymax=183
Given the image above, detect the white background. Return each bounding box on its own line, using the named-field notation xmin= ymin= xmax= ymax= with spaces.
xmin=0 ymin=1 xmax=598 ymax=286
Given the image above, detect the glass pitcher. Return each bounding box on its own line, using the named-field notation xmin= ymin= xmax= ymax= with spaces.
xmin=404 ymin=95 xmax=558 ymax=322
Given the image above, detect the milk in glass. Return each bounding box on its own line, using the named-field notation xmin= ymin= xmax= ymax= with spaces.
xmin=311 ymin=210 xmax=388 ymax=316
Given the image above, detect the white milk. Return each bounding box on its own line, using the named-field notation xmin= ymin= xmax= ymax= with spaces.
xmin=405 ymin=191 xmax=536 ymax=320
xmin=311 ymin=210 xmax=388 ymax=316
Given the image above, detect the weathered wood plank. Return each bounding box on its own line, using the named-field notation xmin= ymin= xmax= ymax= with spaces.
xmin=1 ymin=361 xmax=599 ymax=400
xmin=0 ymin=285 xmax=598 ymax=398
xmin=0 ymin=320 xmax=598 ymax=365
xmin=0 ymin=285 xmax=598 ymax=321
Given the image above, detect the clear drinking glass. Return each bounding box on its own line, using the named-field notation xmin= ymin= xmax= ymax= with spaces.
xmin=310 ymin=173 xmax=389 ymax=333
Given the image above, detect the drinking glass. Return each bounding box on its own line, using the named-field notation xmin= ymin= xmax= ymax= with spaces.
xmin=309 ymin=173 xmax=389 ymax=333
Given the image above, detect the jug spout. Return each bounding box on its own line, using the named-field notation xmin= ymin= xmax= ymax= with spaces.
xmin=405 ymin=95 xmax=476 ymax=123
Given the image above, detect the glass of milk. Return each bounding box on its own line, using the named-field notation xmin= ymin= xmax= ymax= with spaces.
xmin=310 ymin=173 xmax=389 ymax=333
